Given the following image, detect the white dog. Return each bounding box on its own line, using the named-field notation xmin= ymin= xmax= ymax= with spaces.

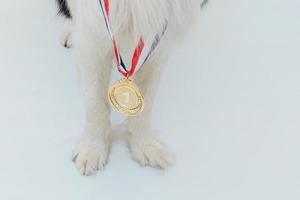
xmin=56 ymin=0 xmax=205 ymax=175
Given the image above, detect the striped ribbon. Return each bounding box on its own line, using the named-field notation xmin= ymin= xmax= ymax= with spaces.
xmin=99 ymin=0 xmax=167 ymax=78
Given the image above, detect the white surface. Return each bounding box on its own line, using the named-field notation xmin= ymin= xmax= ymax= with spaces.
xmin=0 ymin=0 xmax=299 ymax=199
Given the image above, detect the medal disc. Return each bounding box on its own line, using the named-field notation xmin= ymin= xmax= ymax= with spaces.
xmin=108 ymin=78 xmax=144 ymax=116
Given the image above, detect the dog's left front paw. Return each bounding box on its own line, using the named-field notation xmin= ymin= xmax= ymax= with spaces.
xmin=128 ymin=135 xmax=172 ymax=169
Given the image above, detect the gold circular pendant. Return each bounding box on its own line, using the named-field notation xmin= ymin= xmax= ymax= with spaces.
xmin=108 ymin=78 xmax=144 ymax=116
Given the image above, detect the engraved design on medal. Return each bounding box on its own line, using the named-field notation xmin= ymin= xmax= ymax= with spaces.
xmin=108 ymin=78 xmax=144 ymax=116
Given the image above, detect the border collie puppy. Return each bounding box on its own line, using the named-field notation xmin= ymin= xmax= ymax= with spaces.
xmin=56 ymin=0 xmax=204 ymax=175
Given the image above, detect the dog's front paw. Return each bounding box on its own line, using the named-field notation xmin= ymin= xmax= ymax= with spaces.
xmin=72 ymin=135 xmax=110 ymax=176
xmin=128 ymin=135 xmax=172 ymax=169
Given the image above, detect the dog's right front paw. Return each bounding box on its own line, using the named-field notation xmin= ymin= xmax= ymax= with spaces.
xmin=72 ymin=136 xmax=110 ymax=176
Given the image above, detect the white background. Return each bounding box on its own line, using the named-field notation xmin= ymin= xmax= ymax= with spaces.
xmin=0 ymin=0 xmax=299 ymax=199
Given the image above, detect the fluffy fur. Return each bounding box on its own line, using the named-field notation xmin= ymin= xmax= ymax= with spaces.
xmin=56 ymin=0 xmax=203 ymax=175
xmin=56 ymin=0 xmax=72 ymax=18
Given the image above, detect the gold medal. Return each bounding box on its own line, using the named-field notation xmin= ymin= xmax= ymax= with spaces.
xmin=108 ymin=78 xmax=144 ymax=116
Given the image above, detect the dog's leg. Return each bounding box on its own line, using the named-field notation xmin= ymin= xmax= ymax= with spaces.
xmin=127 ymin=55 xmax=172 ymax=169
xmin=72 ymin=26 xmax=112 ymax=175
xmin=72 ymin=52 xmax=112 ymax=175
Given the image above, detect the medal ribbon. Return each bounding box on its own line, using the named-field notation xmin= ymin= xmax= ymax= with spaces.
xmin=99 ymin=0 xmax=167 ymax=78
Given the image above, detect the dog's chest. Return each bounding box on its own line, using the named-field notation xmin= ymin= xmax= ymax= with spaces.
xmin=81 ymin=0 xmax=168 ymax=55
xmin=79 ymin=0 xmax=196 ymax=56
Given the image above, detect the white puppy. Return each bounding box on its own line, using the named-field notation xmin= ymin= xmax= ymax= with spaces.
xmin=56 ymin=0 xmax=204 ymax=175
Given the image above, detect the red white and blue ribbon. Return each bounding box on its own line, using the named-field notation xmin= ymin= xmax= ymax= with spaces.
xmin=99 ymin=0 xmax=167 ymax=78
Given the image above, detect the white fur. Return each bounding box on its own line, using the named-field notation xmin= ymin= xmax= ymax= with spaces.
xmin=64 ymin=0 xmax=201 ymax=175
